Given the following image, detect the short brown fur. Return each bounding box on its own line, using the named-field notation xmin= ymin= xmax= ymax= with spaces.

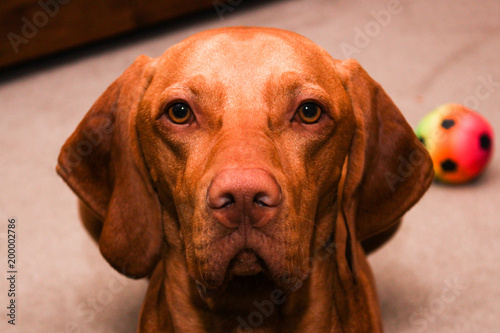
xmin=57 ymin=27 xmax=433 ymax=332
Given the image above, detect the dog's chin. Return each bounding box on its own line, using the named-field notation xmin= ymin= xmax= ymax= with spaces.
xmin=194 ymin=248 xmax=310 ymax=300
xmin=193 ymin=249 xmax=275 ymax=299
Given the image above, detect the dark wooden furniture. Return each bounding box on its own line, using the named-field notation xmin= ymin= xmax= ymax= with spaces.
xmin=0 ymin=0 xmax=223 ymax=69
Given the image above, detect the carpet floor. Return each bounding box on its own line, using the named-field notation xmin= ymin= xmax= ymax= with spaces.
xmin=1 ymin=0 xmax=499 ymax=332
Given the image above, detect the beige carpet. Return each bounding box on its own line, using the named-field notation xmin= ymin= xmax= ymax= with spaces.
xmin=1 ymin=0 xmax=499 ymax=332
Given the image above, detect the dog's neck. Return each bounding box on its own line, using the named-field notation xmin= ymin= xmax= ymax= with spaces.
xmin=138 ymin=231 xmax=383 ymax=332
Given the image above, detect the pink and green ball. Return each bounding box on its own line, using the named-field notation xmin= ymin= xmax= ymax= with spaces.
xmin=416 ymin=104 xmax=494 ymax=184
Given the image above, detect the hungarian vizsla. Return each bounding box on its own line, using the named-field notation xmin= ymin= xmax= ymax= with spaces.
xmin=57 ymin=27 xmax=433 ymax=332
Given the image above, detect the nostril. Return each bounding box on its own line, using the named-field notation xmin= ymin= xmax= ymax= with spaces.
xmin=254 ymin=196 xmax=269 ymax=207
xmin=208 ymin=193 xmax=235 ymax=209
xmin=253 ymin=192 xmax=281 ymax=207
xmin=220 ymin=194 xmax=235 ymax=208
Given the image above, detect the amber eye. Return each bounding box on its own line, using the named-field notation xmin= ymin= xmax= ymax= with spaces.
xmin=167 ymin=102 xmax=192 ymax=124
xmin=297 ymin=102 xmax=322 ymax=124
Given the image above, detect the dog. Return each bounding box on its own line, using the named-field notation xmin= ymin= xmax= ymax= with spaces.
xmin=57 ymin=27 xmax=433 ymax=332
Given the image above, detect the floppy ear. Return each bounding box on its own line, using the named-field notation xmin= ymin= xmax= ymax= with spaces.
xmin=334 ymin=59 xmax=434 ymax=279
xmin=56 ymin=55 xmax=162 ymax=278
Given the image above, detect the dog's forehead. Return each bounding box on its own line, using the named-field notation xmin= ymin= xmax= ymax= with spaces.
xmin=157 ymin=28 xmax=334 ymax=87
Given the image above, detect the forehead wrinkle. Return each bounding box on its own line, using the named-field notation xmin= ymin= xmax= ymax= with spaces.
xmin=185 ymin=75 xmax=226 ymax=101
xmin=264 ymin=71 xmax=334 ymax=114
xmin=268 ymin=71 xmax=328 ymax=96
xmin=161 ymin=76 xmax=226 ymax=104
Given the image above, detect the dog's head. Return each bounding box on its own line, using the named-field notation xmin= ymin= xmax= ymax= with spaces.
xmin=57 ymin=27 xmax=433 ymax=296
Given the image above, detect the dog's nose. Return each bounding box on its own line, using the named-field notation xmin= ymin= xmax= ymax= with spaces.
xmin=207 ymin=168 xmax=282 ymax=228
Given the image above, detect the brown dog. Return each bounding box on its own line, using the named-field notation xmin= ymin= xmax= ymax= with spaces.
xmin=57 ymin=27 xmax=433 ymax=332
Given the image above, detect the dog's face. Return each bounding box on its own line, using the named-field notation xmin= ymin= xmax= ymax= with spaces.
xmin=137 ymin=29 xmax=355 ymax=292
xmin=57 ymin=27 xmax=433 ymax=298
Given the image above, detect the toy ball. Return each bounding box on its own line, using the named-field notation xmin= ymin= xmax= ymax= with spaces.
xmin=416 ymin=104 xmax=494 ymax=184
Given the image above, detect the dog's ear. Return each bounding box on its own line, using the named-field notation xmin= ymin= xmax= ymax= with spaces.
xmin=334 ymin=59 xmax=434 ymax=278
xmin=56 ymin=55 xmax=162 ymax=278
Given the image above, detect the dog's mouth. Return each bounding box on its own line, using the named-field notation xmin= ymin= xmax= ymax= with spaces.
xmin=191 ymin=226 xmax=308 ymax=299
xmin=228 ymin=248 xmax=265 ymax=277
xmin=194 ymin=248 xmax=274 ymax=299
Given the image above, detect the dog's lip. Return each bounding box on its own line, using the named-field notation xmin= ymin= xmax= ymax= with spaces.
xmin=193 ymin=249 xmax=265 ymax=299
xmin=229 ymin=249 xmax=264 ymax=277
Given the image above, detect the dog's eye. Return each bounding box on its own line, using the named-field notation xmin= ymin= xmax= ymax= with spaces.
xmin=297 ymin=102 xmax=322 ymax=124
xmin=167 ymin=102 xmax=192 ymax=124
